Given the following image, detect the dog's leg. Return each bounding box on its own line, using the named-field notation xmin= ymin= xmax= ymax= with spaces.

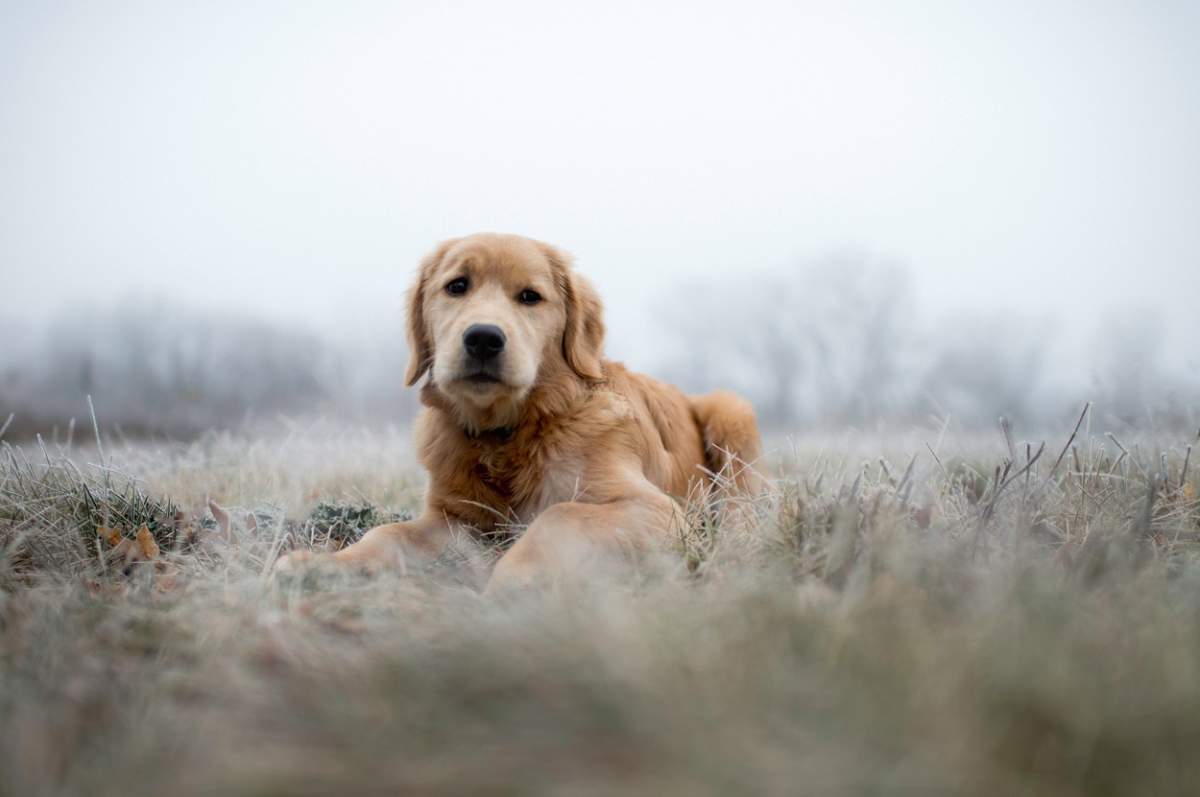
xmin=276 ymin=514 xmax=455 ymax=574
xmin=486 ymin=491 xmax=680 ymax=592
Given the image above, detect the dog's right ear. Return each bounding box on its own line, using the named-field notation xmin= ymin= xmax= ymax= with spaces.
xmin=404 ymin=239 xmax=458 ymax=386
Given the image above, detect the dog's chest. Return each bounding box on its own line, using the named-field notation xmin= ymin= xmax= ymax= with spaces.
xmin=519 ymin=455 xmax=586 ymax=521
xmin=428 ymin=391 xmax=634 ymax=529
xmin=472 ymin=445 xmax=585 ymax=524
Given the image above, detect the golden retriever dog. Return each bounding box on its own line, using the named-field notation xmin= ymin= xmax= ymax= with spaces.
xmin=278 ymin=233 xmax=763 ymax=589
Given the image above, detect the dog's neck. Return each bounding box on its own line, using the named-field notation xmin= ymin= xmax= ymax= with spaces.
xmin=421 ymin=363 xmax=596 ymax=442
xmin=420 ymin=382 xmax=524 ymax=436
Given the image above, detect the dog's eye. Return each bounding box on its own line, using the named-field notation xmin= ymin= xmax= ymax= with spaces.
xmin=445 ymin=278 xmax=469 ymax=296
xmin=518 ymin=289 xmax=542 ymax=305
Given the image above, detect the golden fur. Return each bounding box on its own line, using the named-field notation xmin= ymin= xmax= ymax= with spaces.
xmin=278 ymin=233 xmax=763 ymax=589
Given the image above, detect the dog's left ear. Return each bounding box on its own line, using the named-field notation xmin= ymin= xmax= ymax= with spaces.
xmin=405 ymin=238 xmax=458 ymax=386
xmin=542 ymin=243 xmax=605 ymax=381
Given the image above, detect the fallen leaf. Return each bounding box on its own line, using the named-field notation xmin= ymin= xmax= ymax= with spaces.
xmin=208 ymin=498 xmax=231 ymax=538
xmin=135 ymin=525 xmax=160 ymax=560
xmin=109 ymin=538 xmax=135 ymax=562
xmin=97 ymin=526 xmax=123 ymax=546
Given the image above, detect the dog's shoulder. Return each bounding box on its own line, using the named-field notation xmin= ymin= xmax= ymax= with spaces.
xmin=592 ymin=362 xmax=708 ymax=497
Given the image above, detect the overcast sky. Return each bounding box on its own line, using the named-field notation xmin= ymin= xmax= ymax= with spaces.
xmin=3 ymin=0 xmax=1198 ymax=361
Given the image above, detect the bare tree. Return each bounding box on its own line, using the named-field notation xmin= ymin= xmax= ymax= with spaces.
xmin=655 ymin=253 xmax=914 ymax=426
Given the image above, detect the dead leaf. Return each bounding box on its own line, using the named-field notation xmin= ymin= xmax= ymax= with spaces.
xmin=109 ymin=538 xmax=134 ymax=562
xmin=208 ymin=498 xmax=231 ymax=538
xmin=135 ymin=525 xmax=159 ymax=560
xmin=97 ymin=526 xmax=122 ymax=546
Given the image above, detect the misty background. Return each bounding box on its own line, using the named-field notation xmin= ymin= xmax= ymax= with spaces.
xmin=2 ymin=1 xmax=1198 ymax=438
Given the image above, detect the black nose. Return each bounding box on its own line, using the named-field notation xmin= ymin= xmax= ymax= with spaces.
xmin=463 ymin=324 xmax=506 ymax=361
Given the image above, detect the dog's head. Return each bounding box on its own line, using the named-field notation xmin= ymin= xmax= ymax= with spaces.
xmin=405 ymin=233 xmax=605 ymax=429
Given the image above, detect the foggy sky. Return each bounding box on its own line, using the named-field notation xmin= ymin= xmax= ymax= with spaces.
xmin=3 ymin=0 xmax=1198 ymax=365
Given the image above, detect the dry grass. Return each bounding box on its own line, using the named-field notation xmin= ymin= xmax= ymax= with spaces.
xmin=2 ymin=411 xmax=1200 ymax=796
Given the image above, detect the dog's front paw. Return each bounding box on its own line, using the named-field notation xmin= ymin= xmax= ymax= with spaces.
xmin=273 ymin=548 xmax=393 ymax=581
xmin=273 ymin=549 xmax=330 ymax=576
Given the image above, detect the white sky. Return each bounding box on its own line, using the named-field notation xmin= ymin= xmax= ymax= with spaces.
xmin=3 ymin=0 xmax=1198 ymax=361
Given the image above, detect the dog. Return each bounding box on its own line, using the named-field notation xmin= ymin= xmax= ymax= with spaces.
xmin=278 ymin=233 xmax=763 ymax=589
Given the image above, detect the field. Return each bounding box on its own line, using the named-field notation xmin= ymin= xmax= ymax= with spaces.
xmin=3 ymin=412 xmax=1200 ymax=796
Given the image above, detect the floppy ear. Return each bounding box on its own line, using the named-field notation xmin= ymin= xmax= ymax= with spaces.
xmin=543 ymin=243 xmax=605 ymax=381
xmin=404 ymin=239 xmax=457 ymax=386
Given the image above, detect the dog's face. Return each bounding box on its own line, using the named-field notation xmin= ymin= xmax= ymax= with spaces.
xmin=405 ymin=233 xmax=605 ymax=427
